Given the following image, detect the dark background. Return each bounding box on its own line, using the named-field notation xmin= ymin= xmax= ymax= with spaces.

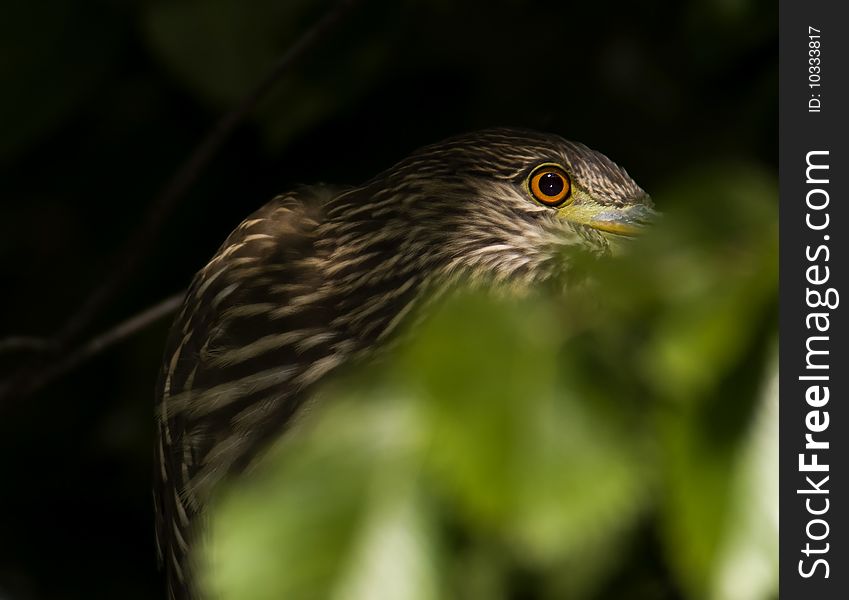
xmin=0 ymin=0 xmax=775 ymax=598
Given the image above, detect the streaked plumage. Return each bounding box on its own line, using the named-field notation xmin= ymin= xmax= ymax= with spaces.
xmin=154 ymin=128 xmax=653 ymax=599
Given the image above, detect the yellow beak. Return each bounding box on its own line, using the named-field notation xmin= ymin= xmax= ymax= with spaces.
xmin=559 ymin=202 xmax=658 ymax=237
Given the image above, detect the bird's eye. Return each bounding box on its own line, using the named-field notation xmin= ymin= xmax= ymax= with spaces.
xmin=528 ymin=165 xmax=572 ymax=207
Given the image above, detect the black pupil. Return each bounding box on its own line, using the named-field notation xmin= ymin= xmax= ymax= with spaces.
xmin=539 ymin=172 xmax=564 ymax=197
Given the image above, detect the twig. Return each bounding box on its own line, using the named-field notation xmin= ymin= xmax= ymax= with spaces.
xmin=0 ymin=337 xmax=58 ymax=354
xmin=1 ymin=293 xmax=184 ymax=401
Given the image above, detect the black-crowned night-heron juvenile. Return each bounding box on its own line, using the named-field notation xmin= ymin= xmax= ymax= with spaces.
xmin=154 ymin=128 xmax=654 ymax=599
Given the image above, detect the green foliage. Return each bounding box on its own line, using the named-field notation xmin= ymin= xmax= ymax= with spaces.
xmin=201 ymin=165 xmax=777 ymax=600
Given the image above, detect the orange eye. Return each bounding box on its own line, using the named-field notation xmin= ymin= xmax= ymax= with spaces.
xmin=529 ymin=165 xmax=571 ymax=207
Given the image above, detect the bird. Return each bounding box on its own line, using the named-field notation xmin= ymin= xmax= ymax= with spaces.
xmin=153 ymin=127 xmax=655 ymax=599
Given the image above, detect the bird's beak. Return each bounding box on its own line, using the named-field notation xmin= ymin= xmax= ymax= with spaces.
xmin=559 ymin=201 xmax=658 ymax=237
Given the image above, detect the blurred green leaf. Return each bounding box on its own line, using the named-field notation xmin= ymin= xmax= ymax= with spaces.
xmin=638 ymin=165 xmax=777 ymax=598
xmin=203 ymin=394 xmax=441 ymax=600
xmin=405 ymin=296 xmax=652 ymax=568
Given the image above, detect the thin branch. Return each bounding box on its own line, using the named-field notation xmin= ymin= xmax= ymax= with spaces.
xmin=0 ymin=337 xmax=58 ymax=354
xmin=1 ymin=293 xmax=184 ymax=401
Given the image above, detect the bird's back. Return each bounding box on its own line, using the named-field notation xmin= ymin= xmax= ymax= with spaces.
xmin=154 ymin=187 xmax=341 ymax=599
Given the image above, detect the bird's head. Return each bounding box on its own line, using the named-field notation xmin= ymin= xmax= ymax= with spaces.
xmin=328 ymin=128 xmax=655 ymax=290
